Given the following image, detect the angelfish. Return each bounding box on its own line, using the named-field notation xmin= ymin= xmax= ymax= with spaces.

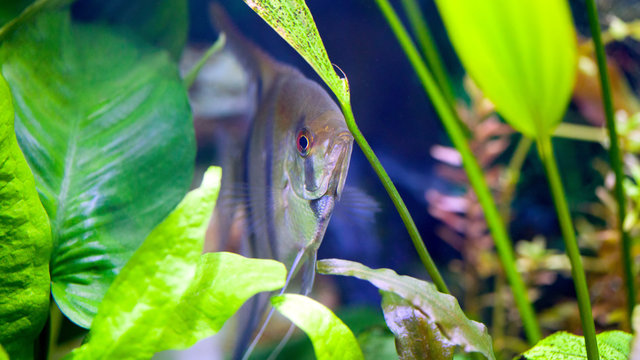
xmin=206 ymin=5 xmax=354 ymax=357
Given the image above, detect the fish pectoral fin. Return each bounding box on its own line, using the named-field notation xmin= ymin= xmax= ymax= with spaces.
xmin=333 ymin=185 xmax=380 ymax=223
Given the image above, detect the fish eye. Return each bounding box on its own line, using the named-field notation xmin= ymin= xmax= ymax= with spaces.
xmin=296 ymin=129 xmax=312 ymax=157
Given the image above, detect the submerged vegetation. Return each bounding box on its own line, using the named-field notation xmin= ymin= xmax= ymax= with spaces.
xmin=0 ymin=0 xmax=639 ymax=359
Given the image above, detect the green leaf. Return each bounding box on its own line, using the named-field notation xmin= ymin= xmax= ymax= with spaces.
xmin=67 ymin=169 xmax=286 ymax=359
xmin=71 ymin=0 xmax=188 ymax=59
xmin=271 ymin=294 xmax=364 ymax=360
xmin=157 ymin=252 xmax=286 ymax=351
xmin=0 ymin=73 xmax=52 ymax=359
xmin=0 ymin=0 xmax=32 ymax=26
xmin=241 ymin=0 xmax=349 ymax=105
xmin=522 ymin=331 xmax=632 ymax=360
xmin=0 ymin=10 xmax=195 ymax=328
xmin=0 ymin=344 xmax=8 ymax=360
xmin=317 ymin=259 xmax=495 ymax=360
xmin=66 ymin=167 xmax=222 ymax=360
xmin=381 ymin=291 xmax=454 ymax=360
xmin=434 ymin=0 xmax=577 ymax=138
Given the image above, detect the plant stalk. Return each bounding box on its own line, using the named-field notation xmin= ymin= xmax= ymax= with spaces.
xmin=585 ymin=0 xmax=636 ymax=326
xmin=399 ymin=0 xmax=454 ymax=106
xmin=374 ymin=0 xmax=541 ymax=344
xmin=340 ymin=102 xmax=449 ymax=294
xmin=536 ymin=136 xmax=599 ymax=360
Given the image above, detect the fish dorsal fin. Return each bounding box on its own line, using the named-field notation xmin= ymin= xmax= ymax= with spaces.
xmin=209 ymin=3 xmax=281 ymax=91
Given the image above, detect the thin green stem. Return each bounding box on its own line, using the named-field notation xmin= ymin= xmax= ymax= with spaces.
xmin=183 ymin=34 xmax=227 ymax=89
xmin=340 ymin=102 xmax=449 ymax=294
xmin=399 ymin=0 xmax=471 ymax=138
xmin=374 ymin=0 xmax=541 ymax=344
xmin=536 ymin=136 xmax=599 ymax=360
xmin=585 ymin=0 xmax=636 ymax=327
xmin=399 ymin=0 xmax=454 ymax=105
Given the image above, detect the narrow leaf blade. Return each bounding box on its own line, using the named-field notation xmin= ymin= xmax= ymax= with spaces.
xmin=271 ymin=294 xmax=364 ymax=360
xmin=242 ymin=0 xmax=349 ymax=104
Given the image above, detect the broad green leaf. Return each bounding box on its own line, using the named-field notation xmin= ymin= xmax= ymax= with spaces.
xmin=317 ymin=259 xmax=495 ymax=360
xmin=71 ymin=0 xmax=188 ymax=59
xmin=157 ymin=252 xmax=286 ymax=351
xmin=67 ymin=170 xmax=286 ymax=359
xmin=67 ymin=167 xmax=221 ymax=360
xmin=522 ymin=331 xmax=632 ymax=360
xmin=382 ymin=291 xmax=454 ymax=360
xmin=0 ymin=10 xmax=195 ymax=328
xmin=0 ymin=73 xmax=52 ymax=359
xmin=242 ymin=0 xmax=349 ymax=105
xmin=271 ymin=294 xmax=364 ymax=360
xmin=434 ymin=0 xmax=577 ymax=138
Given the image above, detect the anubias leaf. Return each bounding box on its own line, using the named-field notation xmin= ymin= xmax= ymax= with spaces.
xmin=242 ymin=0 xmax=349 ymax=105
xmin=66 ymin=168 xmax=287 ymax=359
xmin=522 ymin=331 xmax=632 ymax=360
xmin=434 ymin=0 xmax=577 ymax=138
xmin=382 ymin=291 xmax=454 ymax=360
xmin=0 ymin=73 xmax=52 ymax=359
xmin=271 ymin=294 xmax=364 ymax=360
xmin=0 ymin=10 xmax=195 ymax=328
xmin=317 ymin=259 xmax=495 ymax=360
xmin=71 ymin=0 xmax=188 ymax=59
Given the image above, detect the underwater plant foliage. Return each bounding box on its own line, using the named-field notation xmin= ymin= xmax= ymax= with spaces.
xmin=0 ymin=72 xmax=52 ymax=360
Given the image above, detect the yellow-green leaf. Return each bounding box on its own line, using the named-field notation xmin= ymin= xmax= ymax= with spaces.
xmin=434 ymin=0 xmax=577 ymax=138
xmin=271 ymin=294 xmax=364 ymax=360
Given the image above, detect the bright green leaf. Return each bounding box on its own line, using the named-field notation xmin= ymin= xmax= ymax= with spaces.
xmin=382 ymin=291 xmax=454 ymax=360
xmin=241 ymin=0 xmax=349 ymax=105
xmin=271 ymin=294 xmax=364 ymax=360
xmin=66 ymin=169 xmax=286 ymax=360
xmin=158 ymin=252 xmax=286 ymax=351
xmin=522 ymin=331 xmax=632 ymax=360
xmin=0 ymin=344 xmax=8 ymax=360
xmin=0 ymin=0 xmax=75 ymax=41
xmin=434 ymin=0 xmax=577 ymax=138
xmin=0 ymin=73 xmax=52 ymax=359
xmin=72 ymin=167 xmax=221 ymax=359
xmin=0 ymin=10 xmax=195 ymax=328
xmin=317 ymin=259 xmax=495 ymax=360
xmin=71 ymin=0 xmax=188 ymax=59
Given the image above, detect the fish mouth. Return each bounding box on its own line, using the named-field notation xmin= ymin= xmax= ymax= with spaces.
xmin=324 ymin=132 xmax=353 ymax=200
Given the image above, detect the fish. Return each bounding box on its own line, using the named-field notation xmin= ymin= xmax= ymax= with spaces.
xmin=205 ymin=5 xmax=354 ymax=359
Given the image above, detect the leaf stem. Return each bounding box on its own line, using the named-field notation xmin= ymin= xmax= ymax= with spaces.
xmin=585 ymin=0 xmax=636 ymax=327
xmin=373 ymin=0 xmax=541 ymax=344
xmin=536 ymin=136 xmax=599 ymax=360
xmin=183 ymin=34 xmax=226 ymax=89
xmin=340 ymin=102 xmax=449 ymax=294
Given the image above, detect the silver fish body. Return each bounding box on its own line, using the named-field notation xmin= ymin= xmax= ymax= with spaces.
xmin=206 ymin=6 xmax=353 ymax=358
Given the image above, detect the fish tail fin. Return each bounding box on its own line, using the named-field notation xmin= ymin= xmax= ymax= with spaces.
xmin=209 ymin=3 xmax=279 ymax=88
